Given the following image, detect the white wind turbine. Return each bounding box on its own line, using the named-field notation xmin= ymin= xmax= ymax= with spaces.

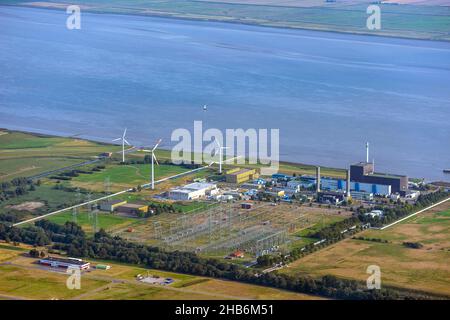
xmin=113 ymin=128 xmax=131 ymax=163
xmin=140 ymin=139 xmax=162 ymax=189
xmin=214 ymin=139 xmax=230 ymax=174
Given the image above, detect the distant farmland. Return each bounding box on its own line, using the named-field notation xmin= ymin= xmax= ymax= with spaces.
xmin=6 ymin=0 xmax=450 ymax=41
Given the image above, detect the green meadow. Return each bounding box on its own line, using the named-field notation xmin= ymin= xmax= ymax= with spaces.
xmin=73 ymin=163 xmax=188 ymax=185
xmin=47 ymin=210 xmax=137 ymax=234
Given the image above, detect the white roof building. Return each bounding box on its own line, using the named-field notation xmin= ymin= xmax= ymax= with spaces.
xmin=168 ymin=182 xmax=217 ymax=201
xmin=365 ymin=210 xmax=384 ymax=218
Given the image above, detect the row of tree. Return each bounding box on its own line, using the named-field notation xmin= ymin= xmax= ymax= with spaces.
xmin=0 ymin=177 xmax=37 ymax=203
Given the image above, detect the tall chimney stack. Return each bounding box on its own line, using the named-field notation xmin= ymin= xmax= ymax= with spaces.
xmin=366 ymin=142 xmax=369 ymax=163
xmin=316 ymin=166 xmax=321 ymax=193
xmin=346 ymin=169 xmax=351 ymax=199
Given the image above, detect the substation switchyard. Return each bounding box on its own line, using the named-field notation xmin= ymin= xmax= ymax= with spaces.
xmin=148 ymin=202 xmax=305 ymax=257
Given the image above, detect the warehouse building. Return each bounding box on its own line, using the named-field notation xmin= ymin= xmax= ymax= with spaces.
xmin=225 ymin=168 xmax=259 ymax=184
xmin=99 ymin=199 xmax=127 ymax=212
xmin=39 ymin=257 xmax=90 ymax=270
xmin=116 ymin=203 xmax=148 ymax=215
xmin=168 ymin=182 xmax=218 ymax=201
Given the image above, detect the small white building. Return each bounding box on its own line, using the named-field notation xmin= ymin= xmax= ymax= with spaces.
xmin=168 ymin=182 xmax=217 ymax=201
xmin=365 ymin=210 xmax=384 ymax=218
xmin=390 ymin=193 xmax=400 ymax=201
xmin=405 ymin=191 xmax=420 ymax=200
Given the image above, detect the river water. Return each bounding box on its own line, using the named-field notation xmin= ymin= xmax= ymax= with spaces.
xmin=0 ymin=6 xmax=449 ymax=181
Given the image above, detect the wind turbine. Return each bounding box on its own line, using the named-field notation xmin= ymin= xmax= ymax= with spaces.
xmin=113 ymin=128 xmax=131 ymax=163
xmin=214 ymin=139 xmax=229 ymax=174
xmin=140 ymin=139 xmax=162 ymax=189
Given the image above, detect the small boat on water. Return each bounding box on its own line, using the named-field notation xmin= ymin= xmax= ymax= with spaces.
xmin=444 ymin=169 xmax=450 ymax=174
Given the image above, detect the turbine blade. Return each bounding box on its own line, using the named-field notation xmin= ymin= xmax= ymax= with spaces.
xmin=112 ymin=138 xmax=121 ymax=142
xmin=153 ymin=153 xmax=159 ymax=165
xmin=123 ymin=139 xmax=131 ymax=146
xmin=152 ymin=138 xmax=162 ymax=152
xmin=123 ymin=128 xmax=127 ymax=138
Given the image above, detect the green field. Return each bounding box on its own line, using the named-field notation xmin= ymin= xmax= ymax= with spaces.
xmin=0 ymin=131 xmax=120 ymax=182
xmin=47 ymin=210 xmax=137 ymax=234
xmin=5 ymin=0 xmax=450 ymax=41
xmin=74 ymin=163 xmax=187 ymax=185
xmin=0 ymin=264 xmax=109 ymax=300
xmin=0 ymin=184 xmax=101 ymax=217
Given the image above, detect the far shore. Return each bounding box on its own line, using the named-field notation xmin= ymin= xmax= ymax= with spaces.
xmin=3 ymin=2 xmax=450 ymax=43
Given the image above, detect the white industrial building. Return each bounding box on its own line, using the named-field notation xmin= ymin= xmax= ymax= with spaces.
xmin=365 ymin=210 xmax=384 ymax=218
xmin=168 ymin=182 xmax=218 ymax=201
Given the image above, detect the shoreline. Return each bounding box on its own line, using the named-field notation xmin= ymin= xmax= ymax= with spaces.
xmin=3 ymin=3 xmax=450 ymax=44
xmin=1 ymin=127 xmax=347 ymax=178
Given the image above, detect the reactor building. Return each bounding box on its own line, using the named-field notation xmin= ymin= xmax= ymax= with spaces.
xmin=349 ymin=162 xmax=408 ymax=196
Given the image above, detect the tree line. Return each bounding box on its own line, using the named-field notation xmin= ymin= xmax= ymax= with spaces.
xmin=0 ymin=177 xmax=37 ymax=203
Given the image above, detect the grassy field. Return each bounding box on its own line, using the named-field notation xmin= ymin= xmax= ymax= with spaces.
xmin=5 ymin=0 xmax=450 ymax=41
xmin=0 ymin=244 xmax=322 ymax=300
xmin=47 ymin=210 xmax=137 ymax=234
xmin=0 ymin=130 xmax=120 ymax=182
xmin=71 ymin=163 xmax=188 ymax=189
xmin=280 ymin=202 xmax=450 ymax=297
xmin=0 ymin=184 xmax=103 ymax=219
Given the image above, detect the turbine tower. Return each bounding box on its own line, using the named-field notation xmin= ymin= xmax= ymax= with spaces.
xmin=214 ymin=139 xmax=229 ymax=174
xmin=113 ymin=128 xmax=131 ymax=163
xmin=140 ymin=139 xmax=162 ymax=189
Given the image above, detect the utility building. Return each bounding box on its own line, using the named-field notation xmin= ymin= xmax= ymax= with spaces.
xmin=39 ymin=257 xmax=90 ymax=270
xmin=168 ymin=182 xmax=218 ymax=200
xmin=116 ymin=203 xmax=148 ymax=215
xmin=225 ymin=168 xmax=259 ymax=184
xmin=99 ymin=200 xmax=127 ymax=212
